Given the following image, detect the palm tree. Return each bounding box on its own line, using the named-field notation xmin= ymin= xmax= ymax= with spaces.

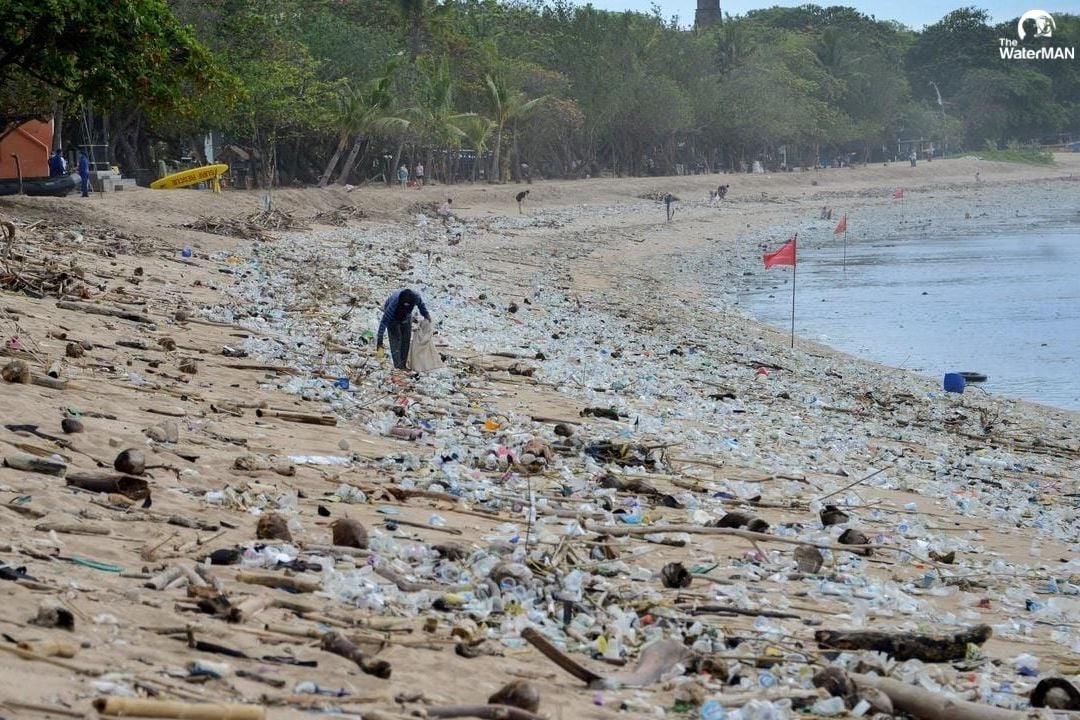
xmin=409 ymin=56 xmax=468 ymax=183
xmin=318 ymin=60 xmax=407 ymax=188
xmin=318 ymin=84 xmax=364 ymax=188
xmin=485 ymin=74 xmax=545 ymax=183
xmin=336 ymin=61 xmax=406 ymax=185
xmin=452 ymin=114 xmax=494 ymax=181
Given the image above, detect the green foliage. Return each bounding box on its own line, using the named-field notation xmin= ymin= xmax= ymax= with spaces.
xmin=0 ymin=0 xmax=233 ymax=124
xmin=976 ymin=148 xmax=1055 ymax=165
xmin=13 ymin=0 xmax=1071 ymax=183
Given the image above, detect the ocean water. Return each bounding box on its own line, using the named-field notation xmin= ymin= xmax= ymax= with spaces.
xmin=743 ymin=224 xmax=1080 ymax=411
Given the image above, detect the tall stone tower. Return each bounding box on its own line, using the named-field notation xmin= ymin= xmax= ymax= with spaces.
xmin=694 ymin=0 xmax=720 ymax=28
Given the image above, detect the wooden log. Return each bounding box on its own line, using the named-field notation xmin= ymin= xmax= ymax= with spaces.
xmin=321 ymin=630 xmax=392 ymax=678
xmin=236 ymin=571 xmax=320 ymax=594
xmin=146 ymin=566 xmax=186 ymax=590
xmin=850 ymin=672 xmax=1043 ymax=720
xmin=93 ymin=697 xmax=265 ymax=719
xmin=32 ymin=372 xmax=67 ymax=390
xmin=815 ymin=625 xmax=991 ymax=662
xmin=56 ymin=300 xmax=156 ymax=326
xmin=427 ymin=706 xmax=546 ymax=720
xmin=254 ymin=408 xmax=336 ymax=426
xmin=34 ymin=522 xmax=110 ymax=536
xmin=66 ymin=472 xmax=150 ymax=500
xmin=4 ymin=452 xmax=67 ymax=476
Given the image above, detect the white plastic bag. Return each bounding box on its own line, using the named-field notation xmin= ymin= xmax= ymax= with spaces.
xmin=408 ymin=317 xmax=442 ymax=372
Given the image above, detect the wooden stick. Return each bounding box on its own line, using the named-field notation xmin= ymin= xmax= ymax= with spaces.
xmin=93 ymin=697 xmax=265 ymax=719
xmin=583 ymin=522 xmax=906 ymax=559
xmin=520 ymin=627 xmax=603 ymax=684
xmin=236 ymin=571 xmax=320 ymax=593
xmin=254 ymin=408 xmax=336 ymax=426
xmin=30 ymin=373 xmax=68 ymax=390
xmin=0 ymin=643 xmax=98 ymax=676
xmin=56 ymin=300 xmax=156 ymax=326
xmin=34 ymin=522 xmax=110 ymax=536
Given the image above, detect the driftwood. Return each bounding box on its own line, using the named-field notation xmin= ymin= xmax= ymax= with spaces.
xmin=426 ymin=706 xmax=546 ymax=720
xmin=4 ymin=453 xmax=67 ymax=475
xmin=56 ymin=300 xmax=155 ymax=326
xmin=321 ymin=631 xmax=392 ymax=678
xmin=236 ymin=571 xmax=320 ymax=594
xmin=255 ymin=408 xmax=337 ymax=426
xmin=584 ymin=522 xmax=886 ymax=558
xmin=66 ymin=472 xmax=150 ymax=500
xmin=815 ymin=625 xmax=991 ymax=662
xmin=93 ymin=697 xmax=265 ymax=719
xmin=520 ymin=627 xmax=688 ymax=689
xmin=850 ymin=672 xmax=1064 ymax=720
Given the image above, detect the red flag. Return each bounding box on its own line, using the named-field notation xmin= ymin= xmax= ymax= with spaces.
xmin=763 ymin=236 xmax=796 ymax=268
xmin=892 ymin=187 xmax=904 ymax=199
xmin=833 ymin=215 xmax=847 ymax=234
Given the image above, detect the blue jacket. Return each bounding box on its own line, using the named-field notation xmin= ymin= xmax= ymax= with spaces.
xmin=377 ymin=289 xmax=430 ymax=346
xmin=49 ymin=153 xmax=67 ymax=177
xmin=77 ymin=154 xmax=89 ymax=178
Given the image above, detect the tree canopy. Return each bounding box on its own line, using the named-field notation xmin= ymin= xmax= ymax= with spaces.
xmin=6 ymin=1 xmax=1077 ymax=184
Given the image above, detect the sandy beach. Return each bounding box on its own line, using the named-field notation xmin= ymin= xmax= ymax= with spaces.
xmin=1 ymin=154 xmax=1078 ymax=718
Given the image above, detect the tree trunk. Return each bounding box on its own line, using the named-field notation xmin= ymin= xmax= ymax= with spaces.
xmin=336 ymin=135 xmax=365 ymax=185
xmin=490 ymin=124 xmax=503 ymax=183
xmin=319 ymin=136 xmax=348 ymax=188
xmin=511 ymin=119 xmax=520 ymax=183
xmin=51 ymin=101 xmax=64 ymax=151
xmin=389 ymin=142 xmax=404 ymax=186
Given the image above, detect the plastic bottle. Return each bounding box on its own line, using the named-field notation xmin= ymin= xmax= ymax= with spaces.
xmin=700 ymin=699 xmax=725 ymax=720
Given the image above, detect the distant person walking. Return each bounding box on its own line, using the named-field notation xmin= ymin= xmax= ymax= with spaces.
xmin=909 ymin=150 xmax=917 ymax=168
xmin=48 ymin=149 xmax=67 ymax=177
xmin=397 ymin=165 xmax=408 ymax=189
xmin=77 ymin=151 xmax=90 ymax=197
xmin=415 ymin=161 xmax=425 ymax=188
xmin=520 ymin=161 xmax=531 ymax=184
xmin=515 ymin=189 xmax=529 ymax=213
xmin=664 ymin=192 xmax=675 ymax=221
xmin=376 ymin=289 xmax=432 ymax=370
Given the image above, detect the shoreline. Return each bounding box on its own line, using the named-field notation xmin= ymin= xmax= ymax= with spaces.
xmin=724 ymin=179 xmax=1080 ymax=415
xmin=0 ymin=155 xmax=1078 ymax=716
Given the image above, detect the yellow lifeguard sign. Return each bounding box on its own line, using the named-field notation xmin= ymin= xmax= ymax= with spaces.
xmin=150 ymin=163 xmax=229 ymax=192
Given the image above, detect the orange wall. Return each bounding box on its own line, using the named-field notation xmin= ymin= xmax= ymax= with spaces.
xmin=0 ymin=120 xmax=53 ymax=179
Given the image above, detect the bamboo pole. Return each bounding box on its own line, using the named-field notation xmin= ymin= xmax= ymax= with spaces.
xmin=93 ymin=697 xmax=265 ymax=719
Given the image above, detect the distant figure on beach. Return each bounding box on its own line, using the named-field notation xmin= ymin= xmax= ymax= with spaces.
xmin=714 ymin=184 xmax=729 ymax=203
xmin=520 ymin=161 xmax=531 ymax=184
xmin=49 ymin=149 xmax=67 ymax=177
xmin=77 ymin=151 xmax=90 ymax=197
xmin=664 ymin=192 xmax=675 ymax=221
xmin=377 ymin=289 xmax=432 ymax=370
xmin=415 ymin=161 xmax=425 ymax=188
xmin=909 ymin=151 xmax=917 ymax=168
xmin=438 ymin=198 xmax=453 ymax=223
xmin=820 ymin=206 xmax=833 ymax=220
xmin=397 ymin=165 xmax=408 ymax=189
xmin=516 ymin=189 xmax=529 ymax=213
xmin=975 ymin=171 xmax=981 ymax=184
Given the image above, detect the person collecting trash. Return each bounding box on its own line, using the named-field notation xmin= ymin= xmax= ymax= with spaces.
xmin=376 ymin=289 xmax=432 ymax=370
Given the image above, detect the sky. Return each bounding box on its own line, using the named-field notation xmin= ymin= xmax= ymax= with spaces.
xmin=570 ymin=0 xmax=1077 ymax=30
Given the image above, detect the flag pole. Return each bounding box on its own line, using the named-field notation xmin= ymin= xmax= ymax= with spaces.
xmin=790 ymin=234 xmax=797 ymax=349
xmin=843 ymin=223 xmax=848 ymax=275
